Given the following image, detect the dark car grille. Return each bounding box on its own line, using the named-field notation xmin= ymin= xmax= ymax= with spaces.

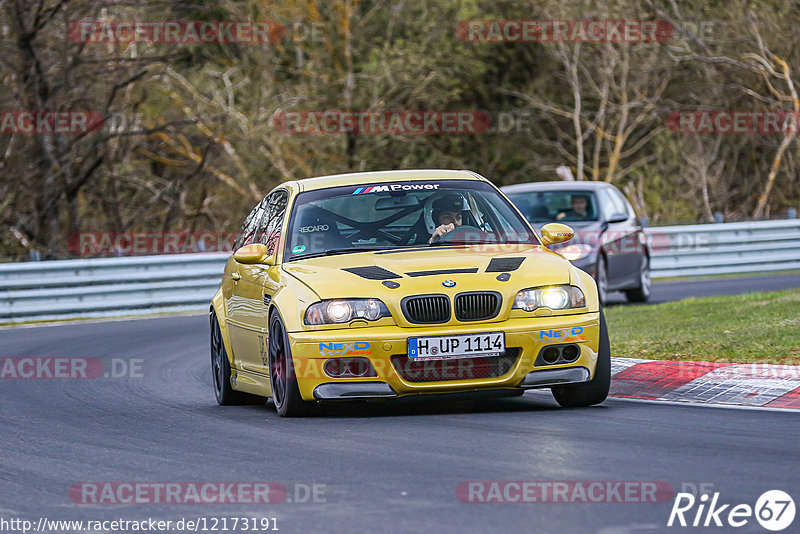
xmin=454 ymin=292 xmax=501 ymax=321
xmin=402 ymin=295 xmax=451 ymax=324
xmin=391 ymin=348 xmax=520 ymax=382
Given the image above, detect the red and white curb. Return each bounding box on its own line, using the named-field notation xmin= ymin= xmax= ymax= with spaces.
xmin=610 ymin=358 xmax=800 ymax=409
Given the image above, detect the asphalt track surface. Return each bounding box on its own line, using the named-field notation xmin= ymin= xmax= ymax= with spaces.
xmin=1 ymin=275 xmax=799 ymax=534
xmin=605 ymin=272 xmax=800 ymax=304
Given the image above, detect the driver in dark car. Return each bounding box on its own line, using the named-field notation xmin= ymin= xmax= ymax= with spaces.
xmin=557 ymin=193 xmax=592 ymax=221
xmin=429 ymin=193 xmax=466 ymax=243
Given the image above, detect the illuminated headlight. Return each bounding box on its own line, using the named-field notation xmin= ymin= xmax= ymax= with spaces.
xmin=559 ymin=244 xmax=593 ymax=261
xmin=305 ymin=299 xmax=391 ymax=325
xmin=541 ymin=287 xmax=570 ymax=309
xmin=326 ymin=301 xmax=352 ymax=322
xmin=512 ymin=286 xmax=586 ymax=311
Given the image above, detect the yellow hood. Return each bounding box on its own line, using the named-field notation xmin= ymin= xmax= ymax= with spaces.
xmin=282 ymin=244 xmax=571 ymax=301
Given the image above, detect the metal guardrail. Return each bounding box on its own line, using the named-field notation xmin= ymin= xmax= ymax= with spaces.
xmin=0 ymin=253 xmax=228 ymax=323
xmin=648 ymin=219 xmax=800 ymax=278
xmin=0 ymin=219 xmax=798 ymax=323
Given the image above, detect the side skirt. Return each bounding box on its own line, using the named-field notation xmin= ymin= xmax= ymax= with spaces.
xmin=231 ymin=367 xmax=271 ymax=398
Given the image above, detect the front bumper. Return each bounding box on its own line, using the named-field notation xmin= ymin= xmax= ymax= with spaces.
xmin=289 ymin=313 xmax=600 ymax=402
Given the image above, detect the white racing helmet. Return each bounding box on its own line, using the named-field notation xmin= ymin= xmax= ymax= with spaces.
xmin=423 ymin=192 xmax=471 ymax=234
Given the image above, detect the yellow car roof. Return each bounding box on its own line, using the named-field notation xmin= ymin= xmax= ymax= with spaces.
xmin=291 ymin=169 xmax=486 ymax=192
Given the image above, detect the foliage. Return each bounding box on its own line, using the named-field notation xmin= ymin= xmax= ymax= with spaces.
xmin=1 ymin=0 xmax=799 ymax=259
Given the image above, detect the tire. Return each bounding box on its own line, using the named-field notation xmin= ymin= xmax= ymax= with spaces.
xmin=595 ymin=256 xmax=609 ymax=306
xmin=551 ymin=308 xmax=611 ymax=408
xmin=268 ymin=311 xmax=312 ymax=417
xmin=625 ymin=256 xmax=651 ymax=303
xmin=210 ymin=309 xmax=264 ymax=406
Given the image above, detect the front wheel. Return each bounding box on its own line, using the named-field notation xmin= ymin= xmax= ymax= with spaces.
xmin=268 ymin=312 xmax=312 ymax=417
xmin=211 ymin=309 xmax=264 ymax=406
xmin=551 ymin=309 xmax=611 ymax=408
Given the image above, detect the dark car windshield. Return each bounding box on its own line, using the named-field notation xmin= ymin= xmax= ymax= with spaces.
xmin=284 ymin=179 xmax=538 ymax=260
xmin=505 ymin=190 xmax=600 ymax=223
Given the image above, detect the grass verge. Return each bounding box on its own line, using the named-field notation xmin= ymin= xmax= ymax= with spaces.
xmin=606 ymin=288 xmax=800 ymax=364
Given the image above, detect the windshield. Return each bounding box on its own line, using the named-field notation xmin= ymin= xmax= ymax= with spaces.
xmin=284 ymin=179 xmax=538 ymax=260
xmin=505 ymin=190 xmax=599 ymax=223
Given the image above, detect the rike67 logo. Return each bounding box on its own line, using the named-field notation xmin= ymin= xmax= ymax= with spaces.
xmin=668 ymin=490 xmax=795 ymax=531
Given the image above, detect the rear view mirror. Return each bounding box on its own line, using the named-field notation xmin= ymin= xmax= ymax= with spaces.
xmin=540 ymin=223 xmax=574 ymax=245
xmin=608 ymin=213 xmax=628 ymax=224
xmin=233 ymin=243 xmax=274 ymax=265
xmin=375 ymin=195 xmax=421 ymax=210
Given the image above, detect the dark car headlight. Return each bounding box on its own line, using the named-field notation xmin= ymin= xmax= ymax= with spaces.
xmin=305 ymin=299 xmax=391 ymax=325
xmin=512 ymin=285 xmax=586 ymax=311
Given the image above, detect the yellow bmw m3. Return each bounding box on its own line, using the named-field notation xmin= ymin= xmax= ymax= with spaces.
xmin=209 ymin=169 xmax=610 ymax=416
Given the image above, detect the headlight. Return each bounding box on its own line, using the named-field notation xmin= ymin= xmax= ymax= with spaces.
xmin=305 ymin=299 xmax=391 ymax=325
xmin=541 ymin=287 xmax=570 ymax=309
xmin=326 ymin=301 xmax=352 ymax=322
xmin=512 ymin=285 xmax=586 ymax=311
xmin=559 ymin=244 xmax=593 ymax=261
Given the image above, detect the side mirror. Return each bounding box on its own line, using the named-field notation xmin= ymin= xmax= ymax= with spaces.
xmin=540 ymin=223 xmax=574 ymax=246
xmin=233 ymin=243 xmax=274 ymax=265
xmin=607 ymin=213 xmax=628 ymax=224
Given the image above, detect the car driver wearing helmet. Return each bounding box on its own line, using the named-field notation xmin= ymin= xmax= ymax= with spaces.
xmin=429 ymin=193 xmax=467 ymax=243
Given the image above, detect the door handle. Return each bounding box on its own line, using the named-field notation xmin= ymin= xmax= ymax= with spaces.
xmin=231 ymin=272 xmax=241 ymax=281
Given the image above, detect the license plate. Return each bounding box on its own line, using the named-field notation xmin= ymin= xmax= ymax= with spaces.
xmin=408 ymin=332 xmax=505 ymax=360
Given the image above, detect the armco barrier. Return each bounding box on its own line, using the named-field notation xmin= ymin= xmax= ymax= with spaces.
xmin=0 ymin=220 xmax=798 ymax=323
xmin=0 ymin=253 xmax=228 ymax=323
xmin=648 ymin=219 xmax=800 ymax=277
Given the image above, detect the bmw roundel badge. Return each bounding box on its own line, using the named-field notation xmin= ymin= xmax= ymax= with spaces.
xmin=442 ymin=280 xmax=456 ymax=288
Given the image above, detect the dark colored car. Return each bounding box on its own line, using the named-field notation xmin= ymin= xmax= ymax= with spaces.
xmin=501 ymin=181 xmax=651 ymax=304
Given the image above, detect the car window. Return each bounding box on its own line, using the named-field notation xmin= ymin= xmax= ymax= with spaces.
xmin=234 ymin=198 xmax=268 ymax=249
xmin=610 ymin=188 xmax=635 ymax=218
xmin=600 ymin=188 xmax=627 ymax=219
xmin=284 ymin=179 xmax=538 ymax=260
xmin=255 ymin=189 xmax=289 ymax=255
xmin=505 ymin=190 xmax=599 ymax=223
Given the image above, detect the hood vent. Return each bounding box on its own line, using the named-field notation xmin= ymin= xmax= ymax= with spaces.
xmin=342 ymin=266 xmax=401 ymax=280
xmin=405 ymin=268 xmax=478 ymax=277
xmin=486 ymin=257 xmax=525 ymax=272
